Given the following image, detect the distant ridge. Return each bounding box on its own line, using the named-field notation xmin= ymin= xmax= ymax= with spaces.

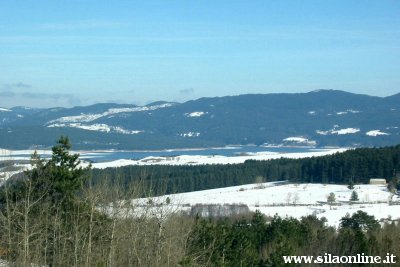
xmin=0 ymin=90 xmax=399 ymax=149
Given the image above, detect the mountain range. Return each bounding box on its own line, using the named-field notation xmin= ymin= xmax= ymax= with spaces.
xmin=0 ymin=90 xmax=399 ymax=150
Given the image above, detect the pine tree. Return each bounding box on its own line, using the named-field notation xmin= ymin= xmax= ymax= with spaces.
xmin=327 ymin=192 xmax=336 ymax=209
xmin=350 ymin=190 xmax=359 ymax=202
xmin=46 ymin=136 xmax=91 ymax=204
xmin=0 ymin=136 xmax=95 ymax=265
xmin=340 ymin=210 xmax=379 ymax=232
xmin=348 ymin=178 xmax=355 ymax=190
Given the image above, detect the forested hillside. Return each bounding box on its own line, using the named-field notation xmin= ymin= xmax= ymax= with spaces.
xmin=1 ymin=90 xmax=400 ymax=149
xmin=92 ymin=145 xmax=400 ymax=195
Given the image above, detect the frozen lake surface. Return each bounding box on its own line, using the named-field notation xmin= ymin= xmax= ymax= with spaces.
xmin=0 ymin=145 xmax=341 ymax=163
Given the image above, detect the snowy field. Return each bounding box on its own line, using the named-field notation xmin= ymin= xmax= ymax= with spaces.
xmin=135 ymin=182 xmax=400 ymax=228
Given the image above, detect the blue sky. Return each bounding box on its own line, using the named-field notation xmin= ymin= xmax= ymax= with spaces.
xmin=0 ymin=1 xmax=399 ymax=107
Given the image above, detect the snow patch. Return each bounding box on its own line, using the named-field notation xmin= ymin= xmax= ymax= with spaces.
xmin=316 ymin=125 xmax=360 ymax=135
xmin=185 ymin=111 xmax=206 ymax=117
xmin=336 ymin=109 xmax=360 ymax=115
xmin=114 ymin=127 xmax=143 ymax=135
xmin=47 ymin=123 xmax=143 ymax=135
xmin=50 ymin=114 xmax=103 ymax=123
xmin=48 ymin=123 xmax=112 ymax=132
xmin=332 ymin=128 xmax=360 ymax=135
xmin=48 ymin=103 xmax=175 ymax=124
xmin=366 ymin=130 xmax=390 ymax=137
xmin=180 ymin=132 xmax=200 ymax=137
xmin=0 ymin=108 xmax=11 ymax=112
xmin=315 ymin=130 xmax=329 ymax=135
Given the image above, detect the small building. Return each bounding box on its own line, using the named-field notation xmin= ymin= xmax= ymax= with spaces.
xmin=369 ymin=178 xmax=386 ymax=185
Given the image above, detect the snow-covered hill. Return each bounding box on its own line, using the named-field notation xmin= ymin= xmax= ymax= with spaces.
xmin=138 ymin=182 xmax=400 ymax=228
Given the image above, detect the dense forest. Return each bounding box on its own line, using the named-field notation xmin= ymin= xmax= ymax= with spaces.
xmin=92 ymin=145 xmax=400 ymax=196
xmin=183 ymin=211 xmax=400 ymax=266
xmin=1 ymin=138 xmax=400 ymax=266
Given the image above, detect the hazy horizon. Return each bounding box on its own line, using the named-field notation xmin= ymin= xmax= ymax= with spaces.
xmin=0 ymin=89 xmax=398 ymax=109
xmin=1 ymin=1 xmax=399 ymax=108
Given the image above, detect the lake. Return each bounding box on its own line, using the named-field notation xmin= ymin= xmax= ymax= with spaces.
xmin=1 ymin=146 xmax=326 ymax=163
xmin=80 ymin=146 xmax=321 ymax=162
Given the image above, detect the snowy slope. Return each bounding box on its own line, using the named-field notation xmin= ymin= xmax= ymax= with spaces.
xmin=137 ymin=182 xmax=400 ymax=228
xmin=47 ymin=103 xmax=175 ymax=124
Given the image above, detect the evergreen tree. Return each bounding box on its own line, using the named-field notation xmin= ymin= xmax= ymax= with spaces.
xmin=387 ymin=172 xmax=400 ymax=193
xmin=327 ymin=192 xmax=336 ymax=209
xmin=0 ymin=136 xmax=96 ymax=265
xmin=350 ymin=190 xmax=359 ymax=202
xmin=347 ymin=178 xmax=355 ymax=190
xmin=340 ymin=211 xmax=379 ymax=232
xmin=45 ymin=136 xmax=91 ymax=205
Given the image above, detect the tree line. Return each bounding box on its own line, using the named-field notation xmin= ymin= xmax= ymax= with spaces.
xmin=92 ymin=145 xmax=400 ymax=196
xmin=182 ymin=210 xmax=400 ymax=266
